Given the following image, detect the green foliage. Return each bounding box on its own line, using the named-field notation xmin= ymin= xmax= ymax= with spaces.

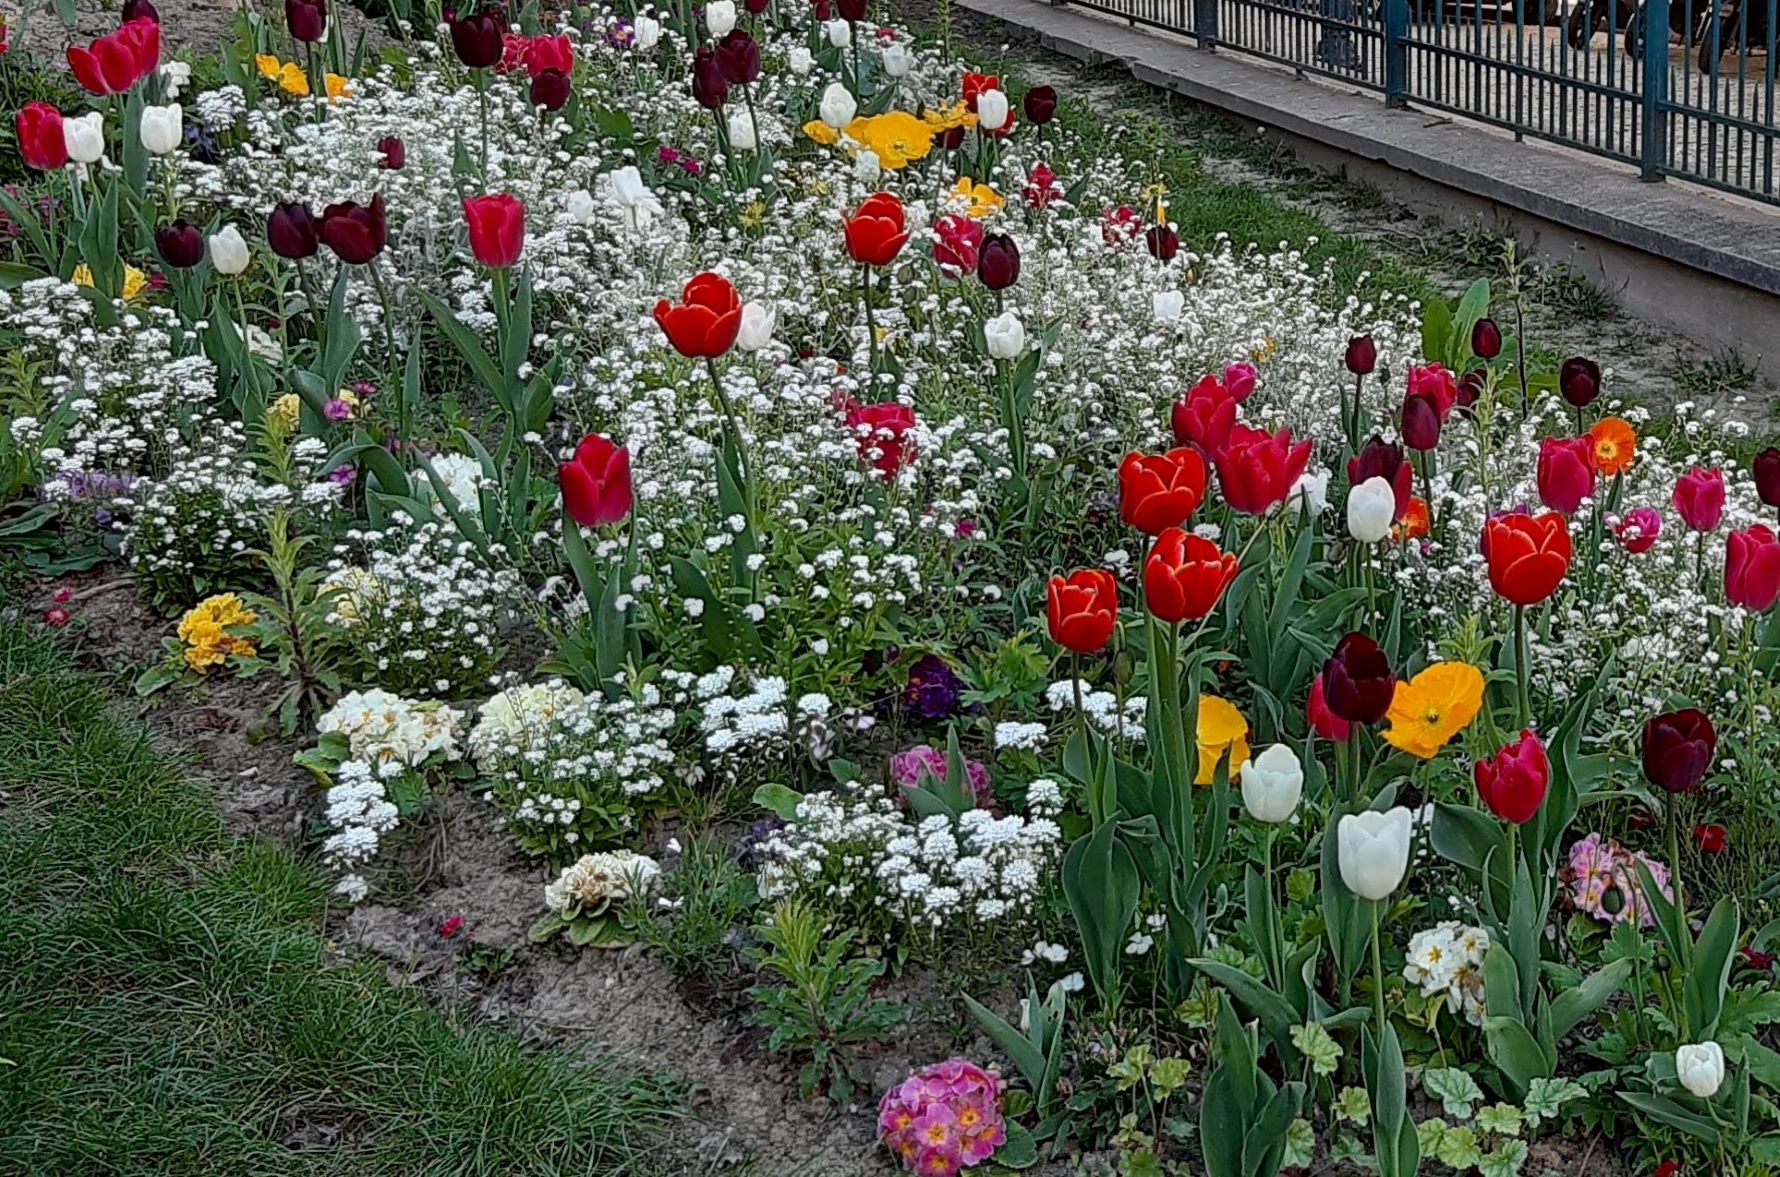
xmin=624 ymin=836 xmax=760 ymax=983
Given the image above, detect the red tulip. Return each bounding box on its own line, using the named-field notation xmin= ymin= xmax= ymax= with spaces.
xmin=530 ymin=68 xmax=571 ymax=111
xmin=450 ymin=12 xmax=505 ymax=68
xmin=1642 ymin=708 xmax=1716 ymax=794
xmin=961 ymin=71 xmax=1000 ymax=110
xmin=1214 ymin=424 xmax=1312 ymax=516
xmin=1559 ymin=356 xmax=1601 ymax=408
xmin=1101 ymin=206 xmax=1142 ymax=247
xmin=1754 ymin=447 xmax=1780 ymax=508
xmin=1023 ymin=162 xmax=1059 ymax=211
xmin=714 ymin=30 xmax=760 ymax=84
xmin=1400 ymin=389 xmax=1442 ymax=452
xmin=1482 ymin=511 xmax=1572 ymax=606
xmin=1119 ymin=448 xmax=1207 ymax=535
xmin=1471 ymin=317 xmax=1503 ymax=360
xmin=1695 ymin=823 xmax=1728 ymax=854
xmin=1344 ymin=335 xmax=1377 ymax=376
xmin=932 ymin=215 xmax=982 ymax=275
xmin=653 ymin=271 xmax=742 ymax=358
xmin=1047 ymin=569 xmax=1118 ymax=654
xmin=843 ymin=192 xmax=909 ymax=267
xmin=319 ymin=195 xmax=388 ymax=264
xmin=267 ymin=201 xmax=319 ymax=260
xmin=845 ymin=400 xmax=916 ymax=479
xmin=1222 ymin=362 xmax=1258 ymax=402
xmin=1171 ymin=376 xmax=1237 ymax=457
xmin=1406 ymin=363 xmax=1458 ymax=421
xmin=285 ymin=0 xmax=328 ymax=42
xmin=559 ymin=433 xmax=632 ymax=527
xmin=1726 ymin=524 xmax=1780 ymax=611
xmin=1674 ymin=467 xmax=1726 ymax=531
xmin=1145 ymin=225 xmax=1178 ymax=261
xmin=1474 ymin=730 xmax=1549 ymax=825
xmin=1023 ymin=85 xmax=1058 ymax=124
xmin=67 ymin=17 xmax=159 ymax=95
xmin=1615 ymin=506 xmax=1663 ymax=554
xmin=15 ymin=103 xmax=67 ymax=171
xmin=463 ymin=194 xmax=525 ymax=268
xmin=1306 ymin=675 xmax=1351 ymax=741
xmin=1142 ymin=527 xmax=1237 ymax=623
xmin=1536 ymin=436 xmax=1596 ymax=515
xmin=522 ymin=32 xmax=575 ymax=77
xmin=976 ymin=233 xmax=1020 ymax=291
xmin=377 ymin=135 xmax=406 ymax=169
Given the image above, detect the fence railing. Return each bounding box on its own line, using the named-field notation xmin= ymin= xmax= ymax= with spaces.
xmin=1056 ymin=0 xmax=1780 ymax=205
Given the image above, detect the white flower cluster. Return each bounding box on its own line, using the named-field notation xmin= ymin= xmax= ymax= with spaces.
xmin=1044 ymin=678 xmax=1148 ymax=741
xmin=1403 ymin=921 xmax=1491 ymax=1027
xmin=467 ymin=679 xmax=675 ymax=862
xmin=544 ymin=850 xmax=662 ymax=916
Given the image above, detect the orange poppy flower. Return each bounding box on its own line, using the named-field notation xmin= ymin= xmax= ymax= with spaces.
xmin=1395 ymin=496 xmax=1431 ymax=541
xmin=1587 ymin=416 xmax=1637 ymax=476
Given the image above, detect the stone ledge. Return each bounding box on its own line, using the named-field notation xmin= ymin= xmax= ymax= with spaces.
xmin=960 ymin=0 xmax=1780 ymax=299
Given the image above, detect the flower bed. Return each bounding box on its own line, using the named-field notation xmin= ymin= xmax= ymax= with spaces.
xmin=5 ymin=0 xmax=1780 ymax=1173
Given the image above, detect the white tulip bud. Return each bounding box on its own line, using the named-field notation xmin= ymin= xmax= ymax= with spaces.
xmin=631 ymin=15 xmax=661 ymax=50
xmin=63 ymin=112 xmax=106 ymax=165
xmin=208 ymin=224 xmax=250 ymax=276
xmin=565 ymin=189 xmax=595 ymax=224
xmin=705 ymin=0 xmax=737 ymax=37
xmin=976 ymin=89 xmax=1010 ymax=132
xmin=825 ymin=19 xmax=851 ymax=47
xmin=880 ymin=43 xmax=915 ymax=78
xmin=727 ymin=111 xmax=757 ymax=151
xmin=139 ymin=103 xmax=183 ymax=156
xmin=819 ymin=82 xmax=856 ymax=130
xmin=787 ymin=47 xmax=814 ymax=75
xmin=1347 ymin=476 xmax=1397 ymax=544
xmin=984 ymin=311 xmax=1025 ymax=360
xmin=1676 ymin=1042 xmax=1726 ymax=1099
xmin=1337 ymin=808 xmax=1413 ymax=901
xmin=854 ymin=149 xmax=881 ymax=184
xmin=736 ymin=301 xmax=776 ymax=352
xmin=1240 ymin=744 xmax=1303 ymax=823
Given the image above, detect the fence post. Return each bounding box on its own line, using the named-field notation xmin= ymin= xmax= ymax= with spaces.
xmin=1194 ymin=0 xmax=1218 ymax=48
xmin=1640 ymin=0 xmax=1670 ymax=181
xmin=1384 ymin=0 xmax=1408 ymax=107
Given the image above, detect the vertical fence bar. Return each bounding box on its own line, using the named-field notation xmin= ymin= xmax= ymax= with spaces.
xmin=1384 ymin=0 xmax=1408 ymax=106
xmin=1642 ymin=0 xmax=1671 ymax=179
xmin=1195 ymin=0 xmax=1217 ymax=46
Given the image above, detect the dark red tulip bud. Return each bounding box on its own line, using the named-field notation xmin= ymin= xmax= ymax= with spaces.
xmin=1559 ymin=356 xmax=1601 ymax=408
xmin=285 ymin=0 xmax=327 ymax=42
xmin=1753 ymin=447 xmax=1780 ymax=509
xmin=1023 ymin=85 xmax=1057 ymax=125
xmin=1145 ymin=225 xmax=1178 ymax=261
xmin=1345 ymin=334 xmax=1376 ymax=376
xmin=1642 ymin=708 xmax=1716 ymax=794
xmin=319 ymin=194 xmax=388 ymax=265
xmin=976 ymin=233 xmax=1020 ymax=291
xmin=715 ymin=30 xmax=761 ymax=84
xmin=377 ymin=135 xmax=405 ymax=169
xmin=267 ymin=201 xmax=318 ymax=259
xmin=691 ymin=46 xmax=728 ymax=109
xmin=154 ymin=220 xmax=205 ymax=269
xmin=836 ymin=0 xmax=867 ymax=20
xmin=1471 ymin=316 xmax=1502 ymax=360
xmin=938 ymin=125 xmax=965 ymax=151
xmin=450 ymin=12 xmax=505 ymax=69
xmin=1321 ymin=631 xmax=1395 ymax=725
xmin=1401 ymin=390 xmax=1442 ymax=452
xmin=1457 ymin=367 xmax=1486 ymax=410
xmin=745 ymin=0 xmax=769 ymax=11
xmin=530 ymin=68 xmax=571 ymax=110
xmin=122 ymin=0 xmax=160 ymax=22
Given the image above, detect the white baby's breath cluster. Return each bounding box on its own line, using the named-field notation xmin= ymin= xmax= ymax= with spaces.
xmin=1403 ymin=921 xmax=1492 ymax=1026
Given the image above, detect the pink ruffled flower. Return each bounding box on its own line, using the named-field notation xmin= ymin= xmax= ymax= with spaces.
xmin=889 ymin=745 xmax=991 ymax=805
xmin=1564 ymin=832 xmax=1673 ymax=928
xmin=878 ymin=1059 xmax=1005 ymax=1175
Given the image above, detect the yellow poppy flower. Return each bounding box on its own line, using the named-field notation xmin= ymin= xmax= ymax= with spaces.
xmin=1383 ymin=662 xmax=1485 ymax=759
xmin=849 ymin=111 xmax=933 ymax=170
xmin=73 ymin=263 xmax=149 ymax=301
xmin=278 ymin=62 xmax=310 ymax=97
xmin=951 ymin=177 xmax=1004 ymax=218
xmin=325 ymin=73 xmax=352 ymax=102
xmin=1195 ymin=696 xmax=1251 ymax=785
xmin=802 ymin=120 xmax=840 ymax=146
xmin=255 ymin=53 xmax=283 ymax=80
xmin=923 ymin=101 xmax=978 ymax=132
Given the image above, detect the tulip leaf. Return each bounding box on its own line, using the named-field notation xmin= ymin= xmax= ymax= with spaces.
xmin=1061 ymin=823 xmax=1140 ymax=1010
xmin=1189 ymin=957 xmax=1302 ymax=1070
xmin=1548 ymin=958 xmax=1634 ymax=1042
xmin=1616 ymin=1093 xmax=1722 ymax=1143
xmin=417 ymin=289 xmax=507 ymax=405
xmin=1690 ymin=898 xmax=1741 ymax=1037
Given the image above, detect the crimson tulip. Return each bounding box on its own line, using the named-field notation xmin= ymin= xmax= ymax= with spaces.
xmin=653 ymin=271 xmax=742 ymax=359
xmin=1642 ymin=708 xmax=1716 ymax=794
xmin=1615 ymin=506 xmax=1663 ymax=554
xmin=1400 ymin=389 xmax=1442 ymax=452
xmin=976 ymin=233 xmax=1020 ymax=290
xmin=66 ymin=17 xmax=159 ymax=96
xmin=122 ymin=0 xmax=159 ymax=21
xmin=715 ymin=30 xmax=760 ymax=84
xmin=1674 ymin=467 xmax=1725 ymax=531
xmin=932 ymin=215 xmax=982 ymax=275
xmin=1726 ymin=524 xmax=1780 ymax=611
xmin=1119 ymin=448 xmax=1208 ymax=535
xmin=1143 ymin=527 xmax=1237 ymax=623
xmin=1214 ymin=424 xmax=1312 ymax=516
xmin=962 ymin=71 xmax=1000 ymax=111
xmin=844 ymin=193 xmax=908 ymax=267
xmin=559 ymin=433 xmax=632 ymax=527
xmin=1695 ymin=823 xmax=1728 ymax=854
xmin=1046 ymin=569 xmax=1118 ymax=654
xmin=691 ymin=47 xmax=729 ymax=109
xmin=463 ymin=194 xmax=525 ymax=268
xmin=845 ymin=401 xmax=916 ymax=479
xmin=1023 ymin=85 xmax=1057 ymax=124
xmin=15 ymin=103 xmax=67 ymax=171
xmin=1306 ymin=675 xmax=1351 ymax=741
xmin=1321 ymin=632 xmax=1394 ymax=725
xmin=1101 ymin=206 xmax=1142 ymax=247
xmin=1559 ymin=356 xmax=1601 ymax=408
xmin=154 ymin=220 xmax=204 ymax=269
xmin=522 ymin=33 xmax=574 ymax=77
xmin=1457 ymin=368 xmax=1486 ymax=410
xmin=1145 ymin=225 xmax=1178 ymax=261
xmin=1754 ymin=447 xmax=1780 ymax=509
xmin=1482 ymin=510 xmax=1572 ymax=606
xmin=1171 ymin=376 xmax=1237 ymax=457
xmin=267 ymin=202 xmax=319 ymax=260
xmin=1474 ymin=730 xmax=1549 ymax=824
xmin=1344 ymin=334 xmax=1377 ymax=376
xmin=319 ymin=195 xmax=387 ymax=264
xmin=1223 ymin=362 xmax=1258 ymax=402
xmin=837 ymin=0 xmax=867 ymax=19
xmin=530 ymin=68 xmax=571 ymax=110
xmin=285 ymin=0 xmax=327 ymax=42
xmin=1536 ymin=436 xmax=1596 ymax=515
xmin=1347 ymin=436 xmax=1411 ymax=522
xmin=377 ymin=136 xmax=405 ymax=169
xmin=451 ymin=12 xmax=505 ymax=68
xmin=1023 ymin=163 xmax=1058 ymax=211
xmin=1471 ymin=317 xmax=1502 ymax=360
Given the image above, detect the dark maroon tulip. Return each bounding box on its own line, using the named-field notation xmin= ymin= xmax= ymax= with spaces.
xmin=155 ymin=220 xmax=204 ymax=269
xmin=267 ymin=201 xmax=319 ymax=259
xmin=450 ymin=12 xmax=504 ymax=68
xmin=1345 ymin=334 xmax=1376 ymax=376
xmin=377 ymin=135 xmax=405 ymax=169
xmin=1753 ymin=447 xmax=1780 ymax=509
xmin=745 ymin=0 xmax=769 ymax=11
xmin=836 ymin=0 xmax=867 ymax=20
xmin=285 ymin=0 xmax=327 ymax=41
xmin=1457 ymin=367 xmax=1486 ymax=410
xmin=1401 ymin=390 xmax=1442 ymax=452
xmin=938 ymin=125 xmax=966 ymax=151
xmin=1642 ymin=708 xmax=1716 ymax=794
xmin=1471 ymin=316 xmax=1502 ymax=360
xmin=1145 ymin=225 xmax=1178 ymax=261
xmin=813 ymin=0 xmax=832 ymax=17
xmin=319 ymin=195 xmax=387 ymax=264
xmin=691 ymin=46 xmax=728 ymax=109
xmin=715 ymin=30 xmax=761 ymax=84
xmin=1321 ymin=632 xmax=1395 ymax=725
xmin=976 ymin=233 xmax=1020 ymax=291
xmin=530 ymin=68 xmax=571 ymax=110
xmin=1024 ymin=85 xmax=1058 ymax=125
xmin=1347 ymin=435 xmax=1411 ymax=521
xmin=122 ymin=0 xmax=159 ymax=22
xmin=1559 ymin=356 xmax=1601 ymax=408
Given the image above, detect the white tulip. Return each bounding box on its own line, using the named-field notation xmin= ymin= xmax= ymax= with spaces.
xmin=1337 ymin=808 xmax=1413 ymax=901
xmin=1240 ymin=744 xmax=1303 ymax=823
xmin=880 ymin=42 xmax=915 ymax=78
xmin=1347 ymin=476 xmax=1397 ymax=544
xmin=984 ymin=312 xmax=1025 ymax=360
xmin=1152 ymin=290 xmax=1184 ymax=322
xmin=854 ymin=149 xmax=882 ymax=184
xmin=565 ymin=189 xmax=595 ymax=224
xmin=607 ymin=165 xmax=663 ymax=232
xmin=63 ymin=112 xmax=106 ymax=165
xmin=819 ymin=82 xmax=856 ymax=129
xmin=1676 ymin=1042 xmax=1726 ymax=1099
xmin=705 ymin=0 xmax=736 ymax=37
xmin=737 ymin=301 xmax=776 ymax=352
xmin=208 ymin=224 xmax=250 ymax=276
xmin=727 ymin=112 xmax=757 ymax=151
xmin=632 ymin=15 xmax=660 ymax=50
xmin=825 ymin=19 xmax=851 ymax=47
xmin=787 ymin=47 xmax=814 ymax=76
xmin=976 ymin=88 xmax=1010 ymax=132
xmin=1292 ymin=467 xmax=1331 ymax=513
xmin=139 ymin=103 xmax=183 ymax=155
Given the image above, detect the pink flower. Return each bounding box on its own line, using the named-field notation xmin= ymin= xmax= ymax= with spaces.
xmin=43 ymin=608 xmax=71 ymax=628
xmin=878 ymin=1059 xmax=1004 ymax=1175
xmin=1615 ymin=507 xmax=1663 ymax=554
xmin=1406 ymin=362 xmax=1459 ymax=421
xmin=51 ymin=586 xmax=74 ymax=604
xmin=439 ymin=914 xmax=466 ymax=938
xmin=1564 ymin=832 xmax=1672 ymax=928
xmin=889 ymin=745 xmax=991 ymax=805
xmin=1222 ymin=361 xmax=1257 ymax=402
xmin=1673 ymin=467 xmax=1726 ymax=532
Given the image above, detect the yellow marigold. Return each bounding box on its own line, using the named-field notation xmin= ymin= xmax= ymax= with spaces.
xmin=325 ymin=73 xmax=352 ymax=102
xmin=950 ymin=177 xmax=1004 ymax=218
xmin=923 ymin=101 xmax=978 ymax=132
xmin=267 ymin=393 xmax=301 ymax=434
xmin=73 ymin=263 xmax=149 ymax=302
xmin=177 ymin=593 xmax=259 ymax=672
xmin=802 ymin=120 xmax=840 ymax=146
xmin=1195 ymin=696 xmax=1251 ymax=785
xmin=849 ymin=111 xmax=933 ymax=170
xmin=1383 ymin=662 xmax=1485 ymax=759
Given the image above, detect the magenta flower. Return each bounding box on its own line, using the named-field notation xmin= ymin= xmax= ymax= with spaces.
xmin=889 ymin=745 xmax=991 ymax=806
xmin=878 ymin=1059 xmax=1004 ymax=1174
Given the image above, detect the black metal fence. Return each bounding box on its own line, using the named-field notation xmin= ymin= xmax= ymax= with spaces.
xmin=1059 ymin=0 xmax=1780 ymax=205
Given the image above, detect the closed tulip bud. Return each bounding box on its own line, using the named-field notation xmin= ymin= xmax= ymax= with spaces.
xmin=154 ymin=219 xmax=204 ymax=269
xmin=63 ymin=111 xmax=106 ymax=165
xmin=819 ymin=81 xmax=856 ymax=128
xmin=1347 ymin=435 xmax=1411 ymax=522
xmin=880 ymin=42 xmax=914 ymax=78
xmin=825 ymin=18 xmax=851 ymax=47
xmin=716 ymin=30 xmax=761 ymax=84
xmin=123 ymin=0 xmax=160 ymax=21
xmin=138 ymin=102 xmax=181 ymax=155
xmin=736 ymin=301 xmax=776 ymax=352
xmin=632 ymin=15 xmax=661 ymax=50
xmin=1241 ymin=744 xmax=1303 ymax=823
xmin=266 ymin=201 xmax=318 ymax=259
xmin=976 ymin=233 xmax=1020 ymax=291
xmin=207 ymin=224 xmax=250 ymax=275
xmin=319 ymin=195 xmax=387 ymax=265
xmin=1023 ymin=84 xmax=1058 ymax=124
xmin=1726 ymin=525 xmax=1780 ymax=611
xmin=1559 ymin=355 xmax=1601 ymax=407
xmin=1337 ymin=807 xmax=1414 ymax=900
xmin=691 ymin=47 xmax=729 ymax=109
xmin=705 ymin=0 xmax=737 ymax=36
xmin=746 ymin=0 xmax=768 ymax=12
xmin=559 ymin=433 xmax=633 ymax=528
xmin=285 ymin=0 xmax=327 ymax=42
xmin=1400 ymin=390 xmax=1442 ymax=451
xmin=462 ymin=193 xmax=524 ymax=268
xmin=1345 ymin=334 xmax=1377 ymax=375
xmin=976 ymin=88 xmax=1010 ymax=132
xmin=1322 ymin=631 xmax=1395 ymax=725
xmin=1346 ymin=476 xmax=1396 ymax=544
xmin=1642 ymin=708 xmax=1716 ymax=794
xmin=984 ymin=311 xmax=1024 ymax=360
xmin=530 ymin=68 xmax=571 ymax=110
xmin=15 ymin=103 xmax=68 ymax=171
xmin=450 ymin=12 xmax=505 ymax=69
xmin=726 ymin=110 xmax=757 ymax=150
xmin=1046 ymin=568 xmax=1118 ymax=654
xmin=1145 ymin=224 xmax=1178 ymax=261
xmin=1474 ymin=730 xmax=1549 ymax=824
xmin=854 ymin=149 xmax=881 ymax=184
xmin=836 ymin=0 xmax=867 ymax=19
xmin=1754 ymin=447 xmax=1780 ymax=508
xmin=1457 ymin=367 xmax=1486 ymax=410
xmin=1470 ymin=316 xmax=1502 ymax=359
xmin=565 ymin=189 xmax=595 ymax=224
xmin=377 ymin=135 xmax=405 ymax=169
xmin=1675 ymin=1042 xmax=1726 ymax=1099
xmin=1536 ymin=436 xmax=1596 ymax=515
xmin=1674 ymin=467 xmax=1726 ymax=532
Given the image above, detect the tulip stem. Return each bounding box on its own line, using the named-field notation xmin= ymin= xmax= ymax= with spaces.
xmin=1370 ymin=899 xmax=1387 ymax=1034
xmin=703 ymin=356 xmax=755 ymax=520
xmin=1513 ymin=604 xmax=1531 ymax=729
xmin=1667 ymin=798 xmax=1687 ymax=934
xmin=861 ymin=263 xmax=877 ymax=376
xmin=367 ymin=259 xmax=399 ymax=388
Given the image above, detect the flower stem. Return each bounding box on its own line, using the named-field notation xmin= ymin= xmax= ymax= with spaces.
xmin=1370 ymin=899 xmax=1387 ymax=1034
xmin=1514 ymin=603 xmax=1531 ymax=728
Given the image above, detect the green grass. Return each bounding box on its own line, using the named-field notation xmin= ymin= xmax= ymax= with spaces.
xmin=0 ymin=620 xmax=685 ymax=1176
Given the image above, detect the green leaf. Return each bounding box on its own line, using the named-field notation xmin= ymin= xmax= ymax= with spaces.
xmin=1334 ymin=1085 xmax=1370 ymax=1125
xmin=751 ymin=783 xmax=803 ymax=823
xmin=1618 ymin=1091 xmax=1724 ymax=1142
xmin=1282 ymin=1119 xmax=1316 ymax=1169
xmin=1477 ymin=1137 xmax=1529 ymax=1177
xmin=1547 ymin=957 xmax=1634 ymax=1041
xmin=1477 ymin=1102 xmax=1524 ymax=1137
xmin=1521 ymin=1077 xmax=1587 ymax=1127
xmin=1436 ymin=1123 xmax=1483 ymax=1169
xmin=1189 ymin=957 xmax=1303 ymax=1069
xmin=991 ymin=1120 xmax=1038 ymax=1169
xmin=1291 ymin=1022 xmax=1343 ymax=1077
xmin=1423 ymin=1066 xmax=1484 ymax=1119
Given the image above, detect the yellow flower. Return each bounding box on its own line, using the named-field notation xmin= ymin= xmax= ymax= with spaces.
xmin=950 ymin=178 xmax=1004 ymax=218
xmin=740 ymin=201 xmax=766 ymax=229
xmin=255 ymin=53 xmax=283 ymax=80
xmin=325 ymin=73 xmax=352 ymax=103
xmin=1383 ymin=662 xmax=1485 ymax=759
xmin=922 ymin=102 xmax=978 ymax=132
xmin=1251 ymin=334 xmax=1278 ymax=364
xmin=278 ymin=62 xmax=310 ymax=97
xmin=73 ymin=263 xmax=149 ymax=301
xmin=177 ymin=593 xmax=259 ymax=673
xmin=849 ymin=111 xmax=933 ymax=170
xmin=1195 ymin=696 xmax=1251 ymax=786
xmin=267 ymin=393 xmax=301 ymax=433
xmin=802 ymin=120 xmax=840 ymax=146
